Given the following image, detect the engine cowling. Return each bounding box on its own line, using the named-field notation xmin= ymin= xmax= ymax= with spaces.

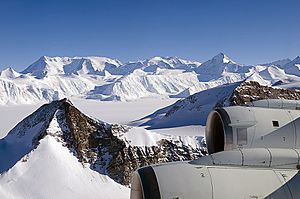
xmin=130 ymin=157 xmax=300 ymax=199
xmin=130 ymin=99 xmax=300 ymax=199
xmin=206 ymin=100 xmax=300 ymax=154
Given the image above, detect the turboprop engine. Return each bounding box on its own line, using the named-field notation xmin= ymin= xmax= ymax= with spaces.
xmin=130 ymin=99 xmax=300 ymax=199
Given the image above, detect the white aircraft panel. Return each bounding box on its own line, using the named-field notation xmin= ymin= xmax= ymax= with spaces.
xmin=241 ymin=148 xmax=271 ymax=167
xmin=248 ymin=108 xmax=295 ymax=148
xmin=153 ymin=163 xmax=212 ymax=199
xmin=269 ymin=148 xmax=299 ymax=168
xmin=211 ymin=150 xmax=242 ymax=165
xmin=286 ymin=111 xmax=300 ymax=148
xmin=208 ymin=167 xmax=288 ymax=199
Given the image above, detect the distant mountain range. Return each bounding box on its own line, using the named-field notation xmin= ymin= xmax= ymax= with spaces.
xmin=1 ymin=53 xmax=300 ymax=104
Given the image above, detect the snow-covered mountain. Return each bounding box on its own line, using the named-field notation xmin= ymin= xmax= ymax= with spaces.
xmin=281 ymin=56 xmax=300 ymax=76
xmin=1 ymin=54 xmax=300 ymax=104
xmin=0 ymin=67 xmax=21 ymax=79
xmin=194 ymin=53 xmax=251 ymax=81
xmin=22 ymin=56 xmax=122 ymax=78
xmin=260 ymin=58 xmax=292 ymax=68
xmin=114 ymin=56 xmax=201 ymax=75
xmin=0 ymin=99 xmax=205 ymax=198
xmin=139 ymin=81 xmax=300 ymax=129
xmin=87 ymin=71 xmax=202 ymax=101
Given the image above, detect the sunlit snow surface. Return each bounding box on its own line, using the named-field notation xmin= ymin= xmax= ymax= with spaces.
xmin=0 ymin=98 xmax=177 ymax=138
xmin=0 ymin=136 xmax=129 ymax=199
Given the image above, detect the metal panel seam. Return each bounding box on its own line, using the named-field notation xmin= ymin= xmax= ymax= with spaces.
xmin=251 ymin=108 xmax=257 ymax=148
xmin=292 ymin=149 xmax=300 ymax=166
xmin=287 ymin=110 xmax=297 ymax=148
xmin=207 ymin=167 xmax=214 ymax=199
xmin=266 ymin=148 xmax=272 ymax=167
xmin=238 ymin=148 xmax=244 ymax=166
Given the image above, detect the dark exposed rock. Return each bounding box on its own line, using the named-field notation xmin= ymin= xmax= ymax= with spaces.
xmin=231 ymin=81 xmax=300 ymax=105
xmin=62 ymin=102 xmax=206 ymax=185
xmin=107 ymin=138 xmax=203 ymax=185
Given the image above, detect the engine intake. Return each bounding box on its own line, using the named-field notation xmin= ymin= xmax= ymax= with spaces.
xmin=205 ymin=109 xmax=233 ymax=154
xmin=130 ymin=166 xmax=161 ymax=199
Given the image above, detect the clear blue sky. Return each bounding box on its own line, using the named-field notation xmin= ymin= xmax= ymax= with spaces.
xmin=0 ymin=0 xmax=299 ymax=71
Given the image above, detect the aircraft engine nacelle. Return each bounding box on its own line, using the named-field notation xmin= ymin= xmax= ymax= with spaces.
xmin=130 ymin=99 xmax=300 ymax=199
xmin=131 ymin=150 xmax=300 ymax=199
xmin=206 ymin=99 xmax=300 ymax=154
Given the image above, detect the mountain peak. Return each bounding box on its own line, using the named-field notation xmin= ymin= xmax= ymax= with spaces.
xmin=275 ymin=56 xmax=300 ymax=76
xmin=1 ymin=98 xmax=107 ymax=170
xmin=6 ymin=98 xmax=74 ymax=140
xmin=147 ymin=56 xmax=179 ymax=63
xmin=194 ymin=53 xmax=246 ymax=81
xmin=40 ymin=55 xmax=48 ymax=60
xmin=38 ymin=55 xmax=55 ymax=62
xmin=284 ymin=56 xmax=300 ymax=66
xmin=2 ymin=67 xmax=14 ymax=72
xmin=294 ymin=56 xmax=300 ymax=61
xmin=0 ymin=67 xmax=20 ymax=79
xmin=212 ymin=53 xmax=235 ymax=64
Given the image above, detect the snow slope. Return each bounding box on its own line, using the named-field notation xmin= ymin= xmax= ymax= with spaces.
xmin=87 ymin=72 xmax=202 ymax=101
xmin=121 ymin=127 xmax=203 ymax=149
xmin=0 ymin=136 xmax=129 ymax=199
xmin=138 ymin=82 xmax=242 ymax=128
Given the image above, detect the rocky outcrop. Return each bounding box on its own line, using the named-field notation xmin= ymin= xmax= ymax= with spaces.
xmin=62 ymin=101 xmax=206 ymax=185
xmin=232 ymin=81 xmax=300 ymax=105
xmin=107 ymin=138 xmax=203 ymax=185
